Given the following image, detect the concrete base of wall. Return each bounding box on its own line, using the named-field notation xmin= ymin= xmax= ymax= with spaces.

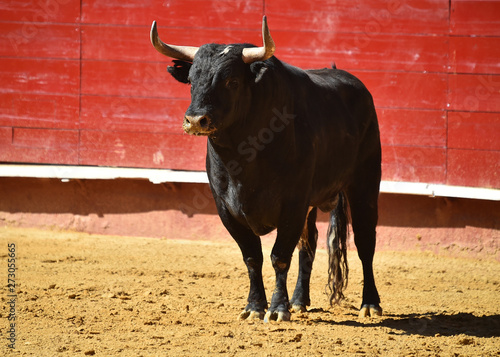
xmin=1 ymin=177 xmax=498 ymax=260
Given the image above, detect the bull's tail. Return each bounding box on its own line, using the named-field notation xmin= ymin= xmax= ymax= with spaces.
xmin=326 ymin=191 xmax=349 ymax=305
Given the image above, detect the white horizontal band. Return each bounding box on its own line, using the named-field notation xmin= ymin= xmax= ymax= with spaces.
xmin=1 ymin=164 xmax=498 ymax=201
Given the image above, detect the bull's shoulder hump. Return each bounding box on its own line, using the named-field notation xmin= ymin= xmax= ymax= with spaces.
xmin=305 ymin=68 xmax=367 ymax=91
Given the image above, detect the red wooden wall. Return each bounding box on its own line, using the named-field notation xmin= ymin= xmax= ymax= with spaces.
xmin=1 ymin=0 xmax=499 ymax=189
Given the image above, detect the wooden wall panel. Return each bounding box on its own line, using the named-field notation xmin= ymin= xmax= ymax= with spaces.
xmin=449 ymin=74 xmax=500 ymax=112
xmin=1 ymin=0 xmax=499 ymax=190
xmin=381 ymin=146 xmax=447 ymax=184
xmin=378 ymin=109 xmax=446 ymax=147
xmin=0 ymin=93 xmax=79 ymax=130
xmin=80 ymin=96 xmax=189 ymax=134
xmin=0 ymin=0 xmax=80 ymax=23
xmin=79 ymin=131 xmax=207 ymax=170
xmin=0 ymin=127 xmax=79 ymax=165
xmin=448 ymin=112 xmax=500 ymax=151
xmin=353 ymin=71 xmax=448 ymax=110
xmin=81 ymin=60 xmax=190 ymax=98
xmin=0 ymin=23 xmax=80 ymax=59
xmin=266 ymin=0 xmax=449 ymax=34
xmin=274 ymin=31 xmax=449 ymax=72
xmin=81 ymin=0 xmax=263 ymax=29
xmin=450 ymin=0 xmax=500 ymax=36
xmin=1 ymin=58 xmax=79 ymax=95
xmin=449 ymin=37 xmax=500 ymax=75
xmin=447 ymin=149 xmax=500 ymax=188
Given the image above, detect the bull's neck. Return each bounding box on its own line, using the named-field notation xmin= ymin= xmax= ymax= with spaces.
xmin=207 ymin=107 xmax=298 ymax=182
xmin=207 ymin=59 xmax=305 ymax=178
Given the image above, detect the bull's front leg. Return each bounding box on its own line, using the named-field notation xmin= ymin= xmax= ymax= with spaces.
xmin=265 ymin=211 xmax=308 ymax=322
xmin=214 ymin=201 xmax=267 ymax=320
xmin=238 ymin=245 xmax=267 ymax=320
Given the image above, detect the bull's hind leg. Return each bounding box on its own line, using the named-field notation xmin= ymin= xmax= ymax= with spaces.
xmin=290 ymin=207 xmax=318 ymax=313
xmin=347 ymin=162 xmax=383 ymax=318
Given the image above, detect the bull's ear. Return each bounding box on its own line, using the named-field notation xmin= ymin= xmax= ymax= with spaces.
xmin=250 ymin=62 xmax=268 ymax=83
xmin=167 ymin=60 xmax=192 ymax=84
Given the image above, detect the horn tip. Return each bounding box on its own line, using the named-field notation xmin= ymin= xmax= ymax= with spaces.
xmin=150 ymin=21 xmax=158 ymax=45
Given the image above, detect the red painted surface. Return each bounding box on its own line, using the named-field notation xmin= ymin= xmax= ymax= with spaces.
xmin=448 ymin=112 xmax=500 ymax=151
xmin=378 ymin=109 xmax=447 ymax=147
xmin=79 ymin=131 xmax=207 ymax=171
xmin=0 ymin=127 xmax=79 ymax=165
xmin=449 ymin=36 xmax=500 ymax=74
xmin=266 ymin=0 xmax=450 ymax=34
xmin=1 ymin=0 xmax=499 ymax=189
xmin=448 ymin=149 xmax=500 ymax=188
xmin=450 ymin=0 xmax=500 ymax=36
xmin=0 ymin=93 xmax=79 ymax=129
xmin=0 ymin=23 xmax=80 ymax=59
xmin=381 ymin=146 xmax=447 ymax=184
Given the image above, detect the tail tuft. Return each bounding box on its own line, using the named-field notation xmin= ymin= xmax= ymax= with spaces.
xmin=326 ymin=192 xmax=349 ymax=305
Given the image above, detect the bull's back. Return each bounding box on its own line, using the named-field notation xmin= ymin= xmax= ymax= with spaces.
xmin=300 ymin=68 xmax=380 ymax=202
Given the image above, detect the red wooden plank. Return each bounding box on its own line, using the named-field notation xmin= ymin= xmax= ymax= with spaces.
xmin=80 ymin=95 xmax=189 ymax=134
xmin=0 ymin=126 xmax=12 ymax=146
xmin=0 ymin=127 xmax=79 ymax=165
xmin=448 ymin=111 xmax=500 ymax=151
xmin=447 ymin=149 xmax=500 ymax=189
xmin=79 ymin=131 xmax=207 ymax=170
xmin=274 ymin=31 xmax=448 ymax=73
xmin=81 ymin=60 xmax=190 ymax=98
xmin=381 ymin=145 xmax=447 ymax=183
xmin=449 ymin=74 xmax=500 ymax=112
xmin=449 ymin=36 xmax=500 ymax=74
xmin=0 ymin=0 xmax=80 ymax=23
xmin=352 ymin=71 xmax=448 ymax=110
xmin=13 ymin=128 xmax=79 ymax=149
xmin=0 ymin=58 xmax=80 ymax=95
xmin=266 ymin=0 xmax=449 ymax=34
xmin=451 ymin=0 xmax=500 ymax=36
xmin=0 ymin=22 xmax=80 ymax=59
xmin=82 ymin=0 xmax=262 ymax=29
xmin=0 ymin=93 xmax=79 ymax=129
xmin=378 ymin=108 xmax=446 ymax=147
xmin=82 ymin=25 xmax=262 ymax=62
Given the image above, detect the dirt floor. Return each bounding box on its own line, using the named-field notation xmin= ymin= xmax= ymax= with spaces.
xmin=1 ymin=226 xmax=499 ymax=356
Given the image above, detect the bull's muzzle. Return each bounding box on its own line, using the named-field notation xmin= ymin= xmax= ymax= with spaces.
xmin=183 ymin=115 xmax=214 ymax=136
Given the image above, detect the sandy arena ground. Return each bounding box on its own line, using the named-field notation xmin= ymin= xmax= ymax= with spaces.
xmin=1 ymin=226 xmax=499 ymax=356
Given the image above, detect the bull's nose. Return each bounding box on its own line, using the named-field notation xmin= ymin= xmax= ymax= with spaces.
xmin=183 ymin=115 xmax=212 ymax=134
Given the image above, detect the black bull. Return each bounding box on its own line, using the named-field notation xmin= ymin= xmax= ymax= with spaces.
xmin=151 ymin=17 xmax=382 ymax=322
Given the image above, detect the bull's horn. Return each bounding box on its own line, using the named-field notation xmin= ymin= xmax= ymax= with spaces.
xmin=242 ymin=16 xmax=276 ymax=64
xmin=150 ymin=21 xmax=199 ymax=62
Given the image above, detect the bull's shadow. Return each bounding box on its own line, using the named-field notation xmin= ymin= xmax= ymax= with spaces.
xmin=308 ymin=309 xmax=500 ymax=338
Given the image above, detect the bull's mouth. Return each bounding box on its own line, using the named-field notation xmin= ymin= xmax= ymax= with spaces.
xmin=182 ymin=118 xmax=216 ymax=137
xmin=184 ymin=127 xmax=216 ymax=137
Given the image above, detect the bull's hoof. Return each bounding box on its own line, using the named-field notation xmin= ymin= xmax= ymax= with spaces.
xmin=359 ymin=304 xmax=383 ymax=318
xmin=264 ymin=310 xmax=291 ymax=323
xmin=291 ymin=304 xmax=307 ymax=313
xmin=238 ymin=309 xmax=265 ymax=321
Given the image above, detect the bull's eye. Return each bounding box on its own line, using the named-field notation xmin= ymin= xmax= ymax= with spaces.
xmin=225 ymin=78 xmax=239 ymax=90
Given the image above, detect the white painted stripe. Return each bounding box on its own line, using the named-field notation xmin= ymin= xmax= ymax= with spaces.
xmin=0 ymin=164 xmax=209 ymax=184
xmin=1 ymin=164 xmax=499 ymax=201
xmin=379 ymin=181 xmax=500 ymax=201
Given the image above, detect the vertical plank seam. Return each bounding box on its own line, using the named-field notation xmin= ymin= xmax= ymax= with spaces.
xmin=78 ymin=0 xmax=83 ymax=165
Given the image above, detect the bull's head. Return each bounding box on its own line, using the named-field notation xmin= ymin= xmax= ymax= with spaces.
xmin=151 ymin=16 xmax=275 ymax=137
